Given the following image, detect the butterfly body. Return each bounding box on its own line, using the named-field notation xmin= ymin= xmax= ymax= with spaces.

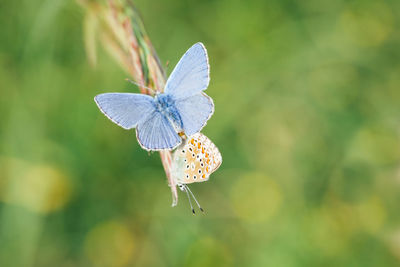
xmin=154 ymin=93 xmax=183 ymax=132
xmin=95 ymin=42 xmax=213 ymax=151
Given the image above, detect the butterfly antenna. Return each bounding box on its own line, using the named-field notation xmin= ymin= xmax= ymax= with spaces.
xmin=185 ymin=185 xmax=204 ymax=213
xmin=125 ymin=79 xmax=157 ymax=94
xmin=184 ymin=187 xmax=195 ymax=214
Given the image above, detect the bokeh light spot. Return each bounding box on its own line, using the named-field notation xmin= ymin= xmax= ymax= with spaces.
xmin=355 ymin=196 xmax=386 ymax=234
xmin=347 ymin=124 xmax=400 ymax=166
xmin=339 ymin=3 xmax=393 ymax=47
xmin=84 ymin=220 xmax=135 ymax=267
xmin=230 ymin=172 xmax=282 ymax=223
xmin=3 ymin=161 xmax=72 ymax=214
xmin=184 ymin=237 xmax=232 ymax=267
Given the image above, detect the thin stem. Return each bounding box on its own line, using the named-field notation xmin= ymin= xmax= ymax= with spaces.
xmin=125 ymin=78 xmax=157 ymax=95
xmin=80 ymin=0 xmax=178 ymax=205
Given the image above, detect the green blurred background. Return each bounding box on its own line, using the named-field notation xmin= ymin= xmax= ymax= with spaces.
xmin=1 ymin=0 xmax=400 ymax=266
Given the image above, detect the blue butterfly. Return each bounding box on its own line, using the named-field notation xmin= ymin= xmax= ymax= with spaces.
xmin=94 ymin=42 xmax=214 ymax=151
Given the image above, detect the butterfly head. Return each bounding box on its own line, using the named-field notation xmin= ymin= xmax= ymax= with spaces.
xmin=178 ymin=184 xmax=185 ymax=191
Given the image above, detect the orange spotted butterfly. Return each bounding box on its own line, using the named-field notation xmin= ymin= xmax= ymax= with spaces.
xmin=171 ymin=133 xmax=222 ymax=213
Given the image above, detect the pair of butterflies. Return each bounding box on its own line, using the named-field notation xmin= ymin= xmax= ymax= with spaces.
xmin=95 ymin=43 xmax=222 ymax=212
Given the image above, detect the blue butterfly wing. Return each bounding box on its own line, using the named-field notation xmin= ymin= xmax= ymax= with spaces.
xmin=164 ymin=42 xmax=210 ymax=99
xmin=136 ymin=111 xmax=181 ymax=150
xmin=94 ymin=93 xmax=155 ymax=129
xmin=174 ymin=93 xmax=214 ymax=136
